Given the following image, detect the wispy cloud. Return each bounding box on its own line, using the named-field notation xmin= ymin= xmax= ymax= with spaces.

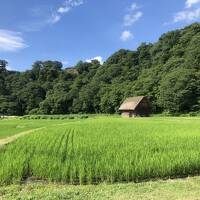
xmin=0 ymin=30 xmax=28 ymax=52
xmin=123 ymin=3 xmax=143 ymax=26
xmin=6 ymin=64 xmax=14 ymax=71
xmin=62 ymin=60 xmax=69 ymax=65
xmin=86 ymin=56 xmax=103 ymax=64
xmin=121 ymin=2 xmax=142 ymax=42
xmin=185 ymin=0 xmax=200 ymax=8
xmin=167 ymin=0 xmax=200 ymax=24
xmin=49 ymin=14 xmax=61 ymax=24
xmin=20 ymin=1 xmax=84 ymax=31
xmin=130 ymin=3 xmax=139 ymax=11
xmin=49 ymin=0 xmax=84 ymax=24
xmin=124 ymin=11 xmax=143 ymax=26
xmin=173 ymin=8 xmax=200 ymax=23
xmin=120 ymin=30 xmax=134 ymax=41
xmin=58 ymin=0 xmax=83 ymax=14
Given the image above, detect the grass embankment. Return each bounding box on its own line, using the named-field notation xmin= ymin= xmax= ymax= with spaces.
xmin=0 ymin=117 xmax=200 ymax=184
xmin=1 ymin=176 xmax=200 ymax=200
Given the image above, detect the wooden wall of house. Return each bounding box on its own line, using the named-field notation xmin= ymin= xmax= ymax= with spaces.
xmin=122 ymin=112 xmax=131 ymax=118
xmin=121 ymin=111 xmax=136 ymax=118
xmin=135 ymin=97 xmax=150 ymax=117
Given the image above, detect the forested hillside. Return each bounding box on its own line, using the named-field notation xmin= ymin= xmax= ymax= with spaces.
xmin=0 ymin=23 xmax=200 ymax=116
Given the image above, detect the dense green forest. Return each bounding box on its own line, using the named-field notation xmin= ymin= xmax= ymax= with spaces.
xmin=0 ymin=23 xmax=200 ymax=116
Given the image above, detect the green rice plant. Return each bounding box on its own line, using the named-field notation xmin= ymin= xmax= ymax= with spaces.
xmin=0 ymin=117 xmax=200 ymax=185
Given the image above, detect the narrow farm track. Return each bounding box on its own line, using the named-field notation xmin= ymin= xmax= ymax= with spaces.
xmin=0 ymin=127 xmax=45 ymax=146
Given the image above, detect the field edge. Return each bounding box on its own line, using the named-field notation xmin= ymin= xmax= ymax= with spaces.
xmin=1 ymin=176 xmax=200 ymax=200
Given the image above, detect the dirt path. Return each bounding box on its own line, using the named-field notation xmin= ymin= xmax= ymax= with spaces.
xmin=0 ymin=127 xmax=45 ymax=146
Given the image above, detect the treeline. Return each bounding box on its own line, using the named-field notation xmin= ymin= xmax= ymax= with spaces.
xmin=0 ymin=23 xmax=200 ymax=116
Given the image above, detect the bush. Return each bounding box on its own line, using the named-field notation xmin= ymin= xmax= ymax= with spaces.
xmin=29 ymin=108 xmax=41 ymax=115
xmin=80 ymin=115 xmax=89 ymax=119
xmin=18 ymin=115 xmax=91 ymax=120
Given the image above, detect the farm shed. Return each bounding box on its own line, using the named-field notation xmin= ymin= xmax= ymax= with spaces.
xmin=119 ymin=96 xmax=150 ymax=118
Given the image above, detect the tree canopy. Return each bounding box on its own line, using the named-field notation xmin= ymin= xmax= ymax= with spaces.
xmin=0 ymin=23 xmax=200 ymax=115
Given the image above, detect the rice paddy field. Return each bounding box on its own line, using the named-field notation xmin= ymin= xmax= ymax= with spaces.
xmin=0 ymin=116 xmax=200 ymax=185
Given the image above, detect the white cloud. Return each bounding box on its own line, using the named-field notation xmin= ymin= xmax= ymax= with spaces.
xmin=173 ymin=8 xmax=200 ymax=23
xmin=0 ymin=30 xmax=28 ymax=52
xmin=120 ymin=3 xmax=142 ymax=41
xmin=124 ymin=11 xmax=143 ymax=26
xmin=48 ymin=0 xmax=84 ymax=24
xmin=123 ymin=3 xmax=143 ymax=27
xmin=58 ymin=0 xmax=83 ymax=14
xmin=62 ymin=60 xmax=69 ymax=65
xmin=6 ymin=65 xmax=14 ymax=71
xmin=130 ymin=3 xmax=138 ymax=11
xmin=86 ymin=56 xmax=103 ymax=64
xmin=185 ymin=0 xmax=200 ymax=8
xmin=50 ymin=14 xmax=61 ymax=24
xmin=58 ymin=7 xmax=71 ymax=14
xmin=166 ymin=0 xmax=200 ymax=24
xmin=120 ymin=30 xmax=134 ymax=41
xmin=20 ymin=1 xmax=85 ymax=32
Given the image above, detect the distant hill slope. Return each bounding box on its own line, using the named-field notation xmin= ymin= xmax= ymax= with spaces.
xmin=0 ymin=23 xmax=200 ymax=115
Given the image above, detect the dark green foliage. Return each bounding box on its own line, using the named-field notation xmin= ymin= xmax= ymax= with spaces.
xmin=157 ymin=68 xmax=199 ymax=113
xmin=0 ymin=23 xmax=199 ymax=115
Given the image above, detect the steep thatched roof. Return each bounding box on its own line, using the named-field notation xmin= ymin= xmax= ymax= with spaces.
xmin=119 ymin=96 xmax=145 ymax=111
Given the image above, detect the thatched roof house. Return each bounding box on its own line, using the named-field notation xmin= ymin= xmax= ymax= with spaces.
xmin=119 ymin=96 xmax=150 ymax=118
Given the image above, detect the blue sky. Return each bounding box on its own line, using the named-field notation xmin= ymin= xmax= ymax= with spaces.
xmin=0 ymin=0 xmax=200 ymax=71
